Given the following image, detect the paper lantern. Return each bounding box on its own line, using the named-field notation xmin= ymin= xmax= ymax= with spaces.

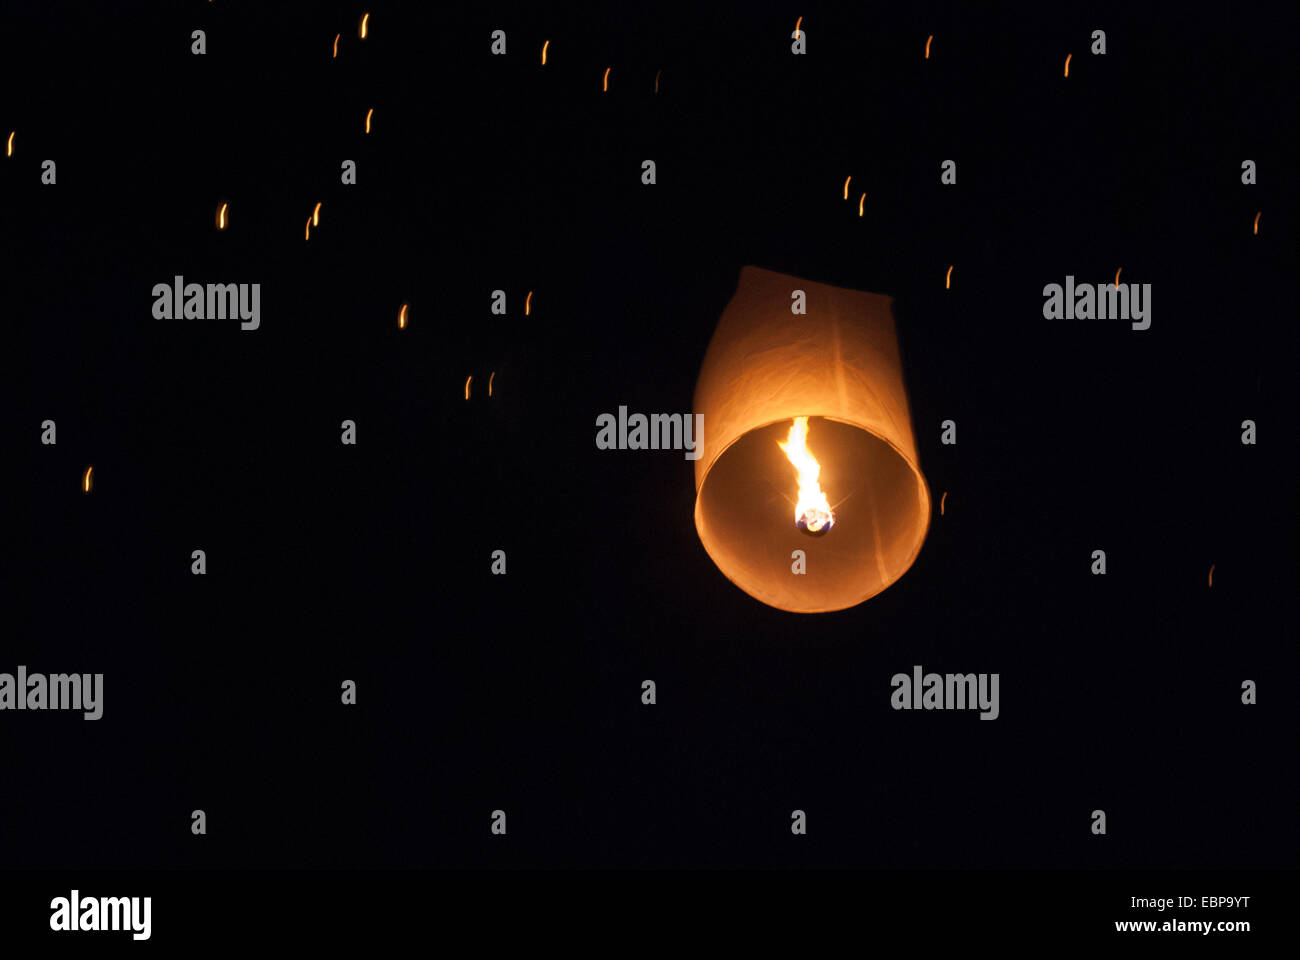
xmin=692 ymin=266 xmax=931 ymax=613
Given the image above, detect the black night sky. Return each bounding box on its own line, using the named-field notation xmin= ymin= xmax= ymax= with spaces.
xmin=5 ymin=0 xmax=1295 ymax=881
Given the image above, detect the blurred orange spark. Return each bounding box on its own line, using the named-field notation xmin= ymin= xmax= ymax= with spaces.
xmin=925 ymin=35 xmax=933 ymax=58
xmin=1114 ymin=267 xmax=1121 ymax=286
xmin=603 ymin=67 xmax=611 ymax=92
xmin=217 ymin=203 xmax=227 ymax=230
xmin=858 ymin=193 xmax=865 ymax=216
xmin=313 ymin=202 xmax=322 ymax=227
xmin=1208 ymin=563 xmax=1215 ymax=587
xmin=794 ymin=17 xmax=802 ymax=39
xmin=333 ymin=33 xmax=339 ymax=57
xmin=655 ymin=69 xmax=662 ymax=93
xmin=365 ymin=108 xmax=373 ymax=133
xmin=398 ymin=304 xmax=408 ymax=329
xmin=843 ymin=175 xmax=851 ymax=199
xmin=464 ymin=376 xmax=472 ymax=400
xmin=525 ymin=290 xmax=533 ymax=316
xmin=360 ymin=13 xmax=369 ymax=39
xmin=946 ymin=265 xmax=953 ymax=289
xmin=489 ymin=371 xmax=495 ymax=396
xmin=940 ymin=491 xmax=947 ymax=515
xmin=1253 ymin=211 xmax=1260 ymax=234
xmin=1064 ymin=54 xmax=1071 ymax=77
xmin=542 ymin=40 xmax=548 ymax=64
xmin=83 ymin=466 xmax=93 ymax=493
xmin=305 ymin=217 xmax=311 ymax=241
xmin=5 ymin=131 xmax=13 ymax=157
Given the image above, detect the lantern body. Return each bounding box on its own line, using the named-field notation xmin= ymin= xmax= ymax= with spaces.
xmin=692 ymin=266 xmax=931 ymax=613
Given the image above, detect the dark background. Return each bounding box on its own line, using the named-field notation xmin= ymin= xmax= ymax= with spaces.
xmin=5 ymin=1 xmax=1295 ymax=869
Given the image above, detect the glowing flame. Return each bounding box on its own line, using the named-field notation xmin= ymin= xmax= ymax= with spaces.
xmin=333 ymin=33 xmax=339 ymax=57
xmin=489 ymin=371 xmax=495 ymax=396
xmin=1253 ymin=211 xmax=1260 ymax=235
xmin=603 ymin=67 xmax=611 ymax=92
xmin=794 ymin=16 xmax=802 ymax=40
xmin=217 ymin=202 xmax=227 ymax=230
xmin=1064 ymin=54 xmax=1071 ymax=77
xmin=305 ymin=217 xmax=311 ymax=241
xmin=858 ymin=192 xmax=865 ymax=217
xmin=365 ymin=108 xmax=373 ymax=133
xmin=83 ymin=466 xmax=93 ymax=493
xmin=313 ymin=202 xmax=322 ymax=227
xmin=843 ymin=175 xmax=851 ymax=200
xmin=1114 ymin=266 xmax=1121 ymax=286
xmin=464 ymin=375 xmax=473 ymax=400
xmin=1208 ymin=563 xmax=1215 ymax=587
xmin=542 ymin=40 xmax=548 ymax=65
xmin=6 ymin=130 xmax=13 ymax=156
xmin=925 ymin=35 xmax=933 ymax=58
xmin=360 ymin=13 xmax=369 ymax=39
xmin=777 ymin=417 xmax=834 ymax=535
xmin=525 ymin=290 xmax=533 ymax=315
xmin=940 ymin=491 xmax=947 ymax=515
xmin=946 ymin=264 xmax=953 ymax=289
xmin=398 ymin=303 xmax=408 ymax=329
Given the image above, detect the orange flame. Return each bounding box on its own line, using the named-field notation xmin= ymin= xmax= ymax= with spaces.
xmin=217 ymin=203 xmax=227 ymax=230
xmin=843 ymin=175 xmax=851 ymax=200
xmin=1064 ymin=54 xmax=1071 ymax=77
xmin=333 ymin=33 xmax=339 ymax=58
xmin=398 ymin=304 xmax=408 ymax=329
xmin=82 ymin=466 xmax=93 ymax=493
xmin=1253 ymin=211 xmax=1260 ymax=235
xmin=5 ymin=130 xmax=13 ymax=157
xmin=464 ymin=376 xmax=472 ymax=400
xmin=305 ymin=217 xmax=311 ymax=241
xmin=940 ymin=491 xmax=947 ymax=515
xmin=489 ymin=371 xmax=495 ymax=396
xmin=1208 ymin=563 xmax=1215 ymax=587
xmin=778 ymin=417 xmax=834 ymax=534
xmin=925 ymin=35 xmax=933 ymax=59
xmin=542 ymin=40 xmax=548 ymax=65
xmin=603 ymin=67 xmax=611 ymax=92
xmin=360 ymin=13 xmax=369 ymax=39
xmin=946 ymin=265 xmax=953 ymax=289
xmin=794 ymin=16 xmax=802 ymax=40
xmin=313 ymin=202 xmax=322 ymax=227
xmin=365 ymin=108 xmax=373 ymax=133
xmin=1114 ymin=267 xmax=1121 ymax=286
xmin=858 ymin=192 xmax=865 ymax=216
xmin=525 ymin=290 xmax=533 ymax=316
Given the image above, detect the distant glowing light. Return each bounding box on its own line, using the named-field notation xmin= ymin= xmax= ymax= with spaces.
xmin=464 ymin=376 xmax=472 ymax=400
xmin=1253 ymin=211 xmax=1260 ymax=235
xmin=603 ymin=67 xmax=611 ymax=92
xmin=1064 ymin=54 xmax=1071 ymax=77
xmin=1208 ymin=563 xmax=1215 ymax=587
xmin=489 ymin=371 xmax=495 ymax=396
xmin=399 ymin=303 xmax=408 ymax=329
xmin=217 ymin=203 xmax=227 ymax=230
xmin=365 ymin=108 xmax=373 ymax=133
xmin=843 ymin=175 xmax=851 ymax=200
xmin=1114 ymin=267 xmax=1121 ymax=287
xmin=940 ymin=491 xmax=947 ymax=515
xmin=313 ymin=202 xmax=322 ymax=227
xmin=858 ymin=193 xmax=865 ymax=216
xmin=305 ymin=217 xmax=311 ymax=241
xmin=525 ymin=290 xmax=533 ymax=316
xmin=333 ymin=33 xmax=339 ymax=57
xmin=655 ymin=69 xmax=662 ymax=93
xmin=5 ymin=131 xmax=13 ymax=157
xmin=925 ymin=35 xmax=933 ymax=58
xmin=542 ymin=40 xmax=548 ymax=65
xmin=360 ymin=13 xmax=369 ymax=39
xmin=83 ymin=466 xmax=93 ymax=493
xmin=946 ymin=265 xmax=953 ymax=289
xmin=794 ymin=17 xmax=802 ymax=40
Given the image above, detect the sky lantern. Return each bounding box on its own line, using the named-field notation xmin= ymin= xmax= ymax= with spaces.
xmin=692 ymin=266 xmax=931 ymax=613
